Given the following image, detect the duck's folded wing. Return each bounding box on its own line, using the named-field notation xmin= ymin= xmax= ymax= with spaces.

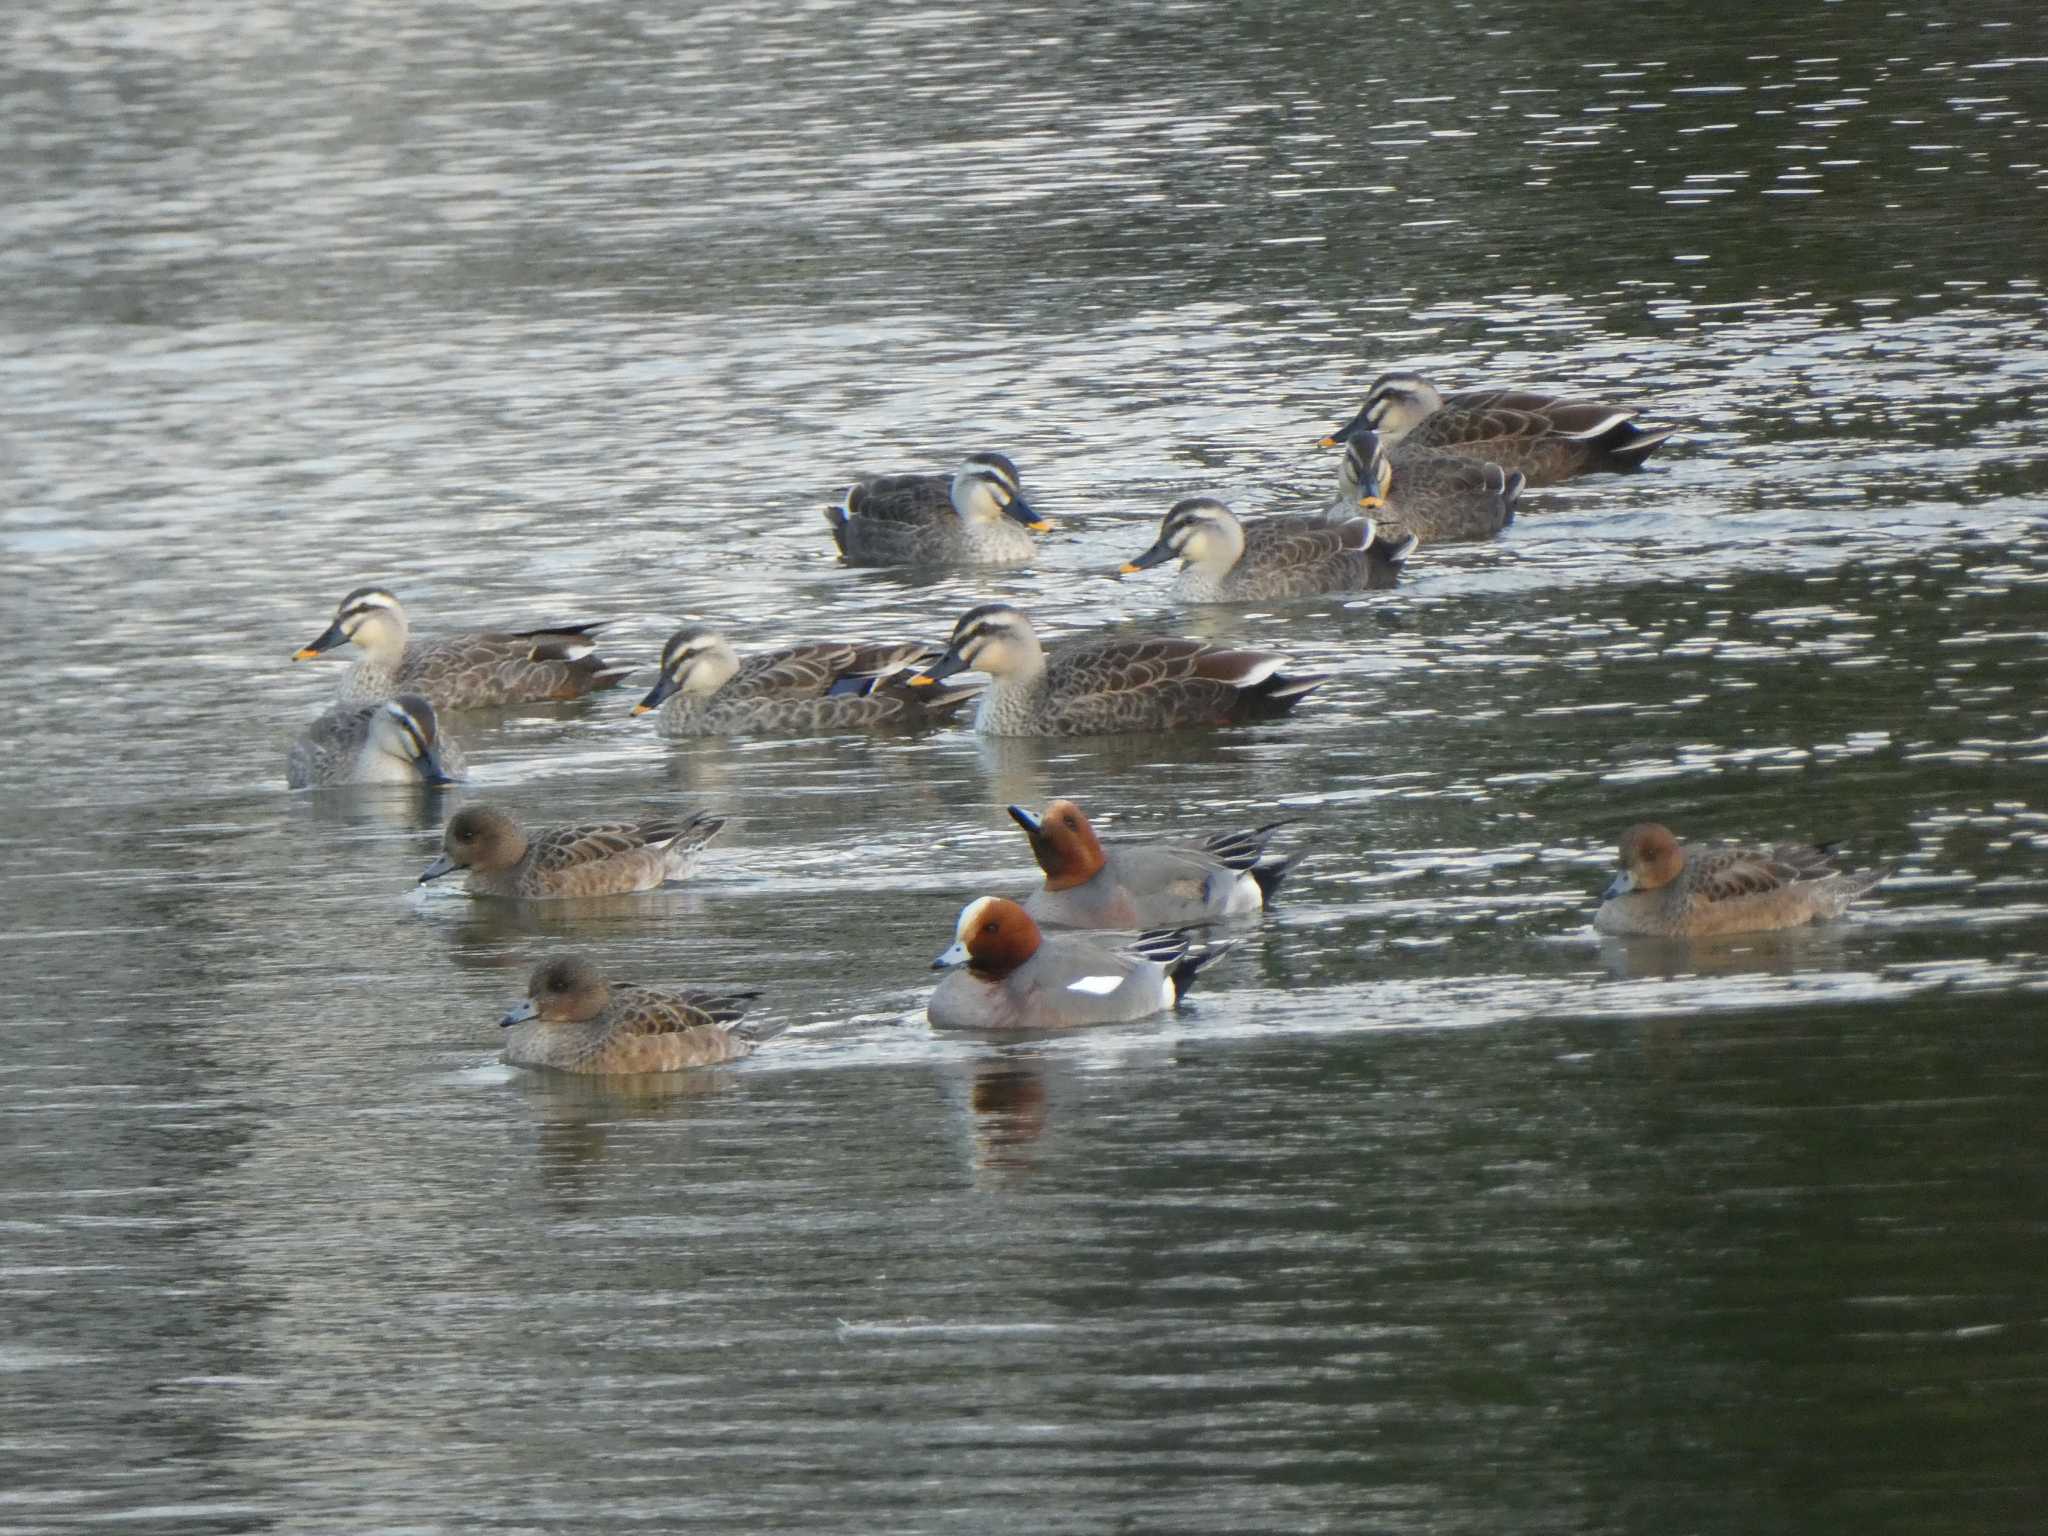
xmin=1689 ymin=844 xmax=1833 ymax=902
xmin=738 ymin=640 xmax=935 ymax=699
xmin=845 ymin=473 xmax=952 ymax=526
xmin=1243 ymin=516 xmax=1373 ymax=568
xmin=612 ymin=985 xmax=764 ymax=1036
xmin=1441 ymin=390 xmax=1638 ymax=441
xmin=526 ymin=821 xmax=665 ymax=871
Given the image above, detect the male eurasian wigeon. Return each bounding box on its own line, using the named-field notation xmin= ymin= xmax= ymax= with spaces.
xmin=497 ymin=954 xmax=779 ymax=1073
xmin=1594 ymin=822 xmax=1888 ymax=937
xmin=927 ymin=896 xmax=1234 ymax=1031
xmin=419 ymin=804 xmax=724 ymax=899
xmin=1321 ymin=372 xmax=1674 ymax=486
xmin=909 ymin=603 xmax=1323 ymax=735
xmin=1008 ymin=799 xmax=1295 ymax=929
xmin=824 ymin=451 xmax=1049 ymax=566
xmin=1120 ymin=496 xmax=1410 ymax=601
xmin=293 ymin=586 xmax=630 ymax=708
xmin=631 ymin=627 xmax=978 ymax=736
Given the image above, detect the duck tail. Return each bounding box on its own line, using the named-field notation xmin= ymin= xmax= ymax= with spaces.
xmin=1595 ymin=422 xmax=1675 ymax=473
xmin=1237 ymin=671 xmax=1326 ymax=720
xmin=1248 ymin=850 xmax=1301 ymax=904
xmin=731 ymin=1014 xmax=789 ymax=1048
xmin=586 ymin=660 xmax=637 ymax=692
xmin=1168 ymin=937 xmax=1239 ymax=1003
xmin=657 ymin=809 xmax=727 ymax=853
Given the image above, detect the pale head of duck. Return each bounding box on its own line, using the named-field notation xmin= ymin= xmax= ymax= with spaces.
xmin=1123 ymin=497 xmax=1244 ymax=578
xmin=295 ymin=585 xmax=408 ymax=662
xmin=950 ymin=462 xmax=1048 ymax=533
xmin=373 ymin=694 xmax=456 ymax=783
xmin=634 ymin=627 xmax=739 ymax=715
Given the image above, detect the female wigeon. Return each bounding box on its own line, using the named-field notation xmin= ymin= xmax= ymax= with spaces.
xmin=927 ymin=896 xmax=1233 ymax=1031
xmin=909 ymin=603 xmax=1323 ymax=735
xmin=497 ymin=954 xmax=779 ymax=1074
xmin=1595 ymin=822 xmax=1887 ymax=937
xmin=1120 ymin=496 xmax=1409 ymax=601
xmin=1008 ymin=800 xmax=1295 ymax=929
xmin=419 ymin=804 xmax=724 ymax=899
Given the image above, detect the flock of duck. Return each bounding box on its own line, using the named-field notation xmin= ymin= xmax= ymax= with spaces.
xmin=285 ymin=371 xmax=1889 ymax=1074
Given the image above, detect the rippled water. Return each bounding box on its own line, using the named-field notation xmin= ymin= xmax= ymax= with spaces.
xmin=4 ymin=1 xmax=2046 ymax=1531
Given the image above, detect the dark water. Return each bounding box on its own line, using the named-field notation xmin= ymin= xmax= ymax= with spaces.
xmin=4 ymin=2 xmax=2046 ymax=1531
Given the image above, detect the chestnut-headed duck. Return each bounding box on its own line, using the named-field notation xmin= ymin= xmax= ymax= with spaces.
xmin=1595 ymin=822 xmax=1887 ymax=937
xmin=1009 ymin=799 xmax=1295 ymax=929
xmin=927 ymin=896 xmax=1234 ymax=1031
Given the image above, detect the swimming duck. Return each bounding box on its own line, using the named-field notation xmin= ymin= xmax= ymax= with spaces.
xmin=498 ymin=953 xmax=780 ymax=1074
xmin=1349 ymin=430 xmax=1521 ymax=544
xmin=1322 ymin=372 xmax=1673 ymax=486
xmin=286 ymin=694 xmax=463 ymax=788
xmin=1121 ymin=496 xmax=1408 ymax=601
xmin=293 ymin=586 xmax=631 ymax=709
xmin=419 ymin=804 xmax=724 ymax=899
xmin=927 ymin=896 xmax=1234 ymax=1031
xmin=909 ymin=603 xmax=1324 ymax=736
xmin=824 ymin=451 xmax=1050 ymax=566
xmin=1594 ymin=823 xmax=1888 ymax=937
xmin=631 ymin=627 xmax=979 ymax=736
xmin=1009 ymin=799 xmax=1296 ymax=929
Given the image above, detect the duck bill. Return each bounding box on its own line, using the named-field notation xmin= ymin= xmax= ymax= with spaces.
xmin=1357 ymin=494 xmax=1386 ymax=511
xmin=932 ymin=939 xmax=969 ymax=970
xmin=1006 ymin=804 xmax=1043 ymax=835
xmin=499 ymin=998 xmax=539 ymax=1028
xmin=418 ymin=853 xmax=458 ymax=884
xmin=631 ymin=672 xmax=679 ymax=716
xmin=418 ymin=746 xmax=458 ymax=786
xmin=907 ymin=647 xmax=970 ymax=688
xmin=1004 ymin=493 xmax=1051 ymax=533
xmin=1120 ymin=539 xmax=1175 ymax=574
xmin=1318 ymin=406 xmax=1371 ymax=449
xmin=293 ymin=621 xmax=348 ymax=661
xmin=1601 ymin=870 xmax=1635 ymax=902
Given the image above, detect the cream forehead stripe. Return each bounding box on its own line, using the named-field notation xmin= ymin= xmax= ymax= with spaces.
xmin=955 ymin=896 xmax=998 ymax=935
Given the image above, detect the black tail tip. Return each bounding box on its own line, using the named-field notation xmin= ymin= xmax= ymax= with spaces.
xmin=1170 ymin=940 xmax=1238 ymax=1003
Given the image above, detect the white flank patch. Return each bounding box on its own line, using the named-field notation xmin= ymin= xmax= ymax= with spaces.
xmin=1233 ymin=655 xmax=1282 ymax=688
xmin=1066 ymin=974 xmax=1122 ymax=996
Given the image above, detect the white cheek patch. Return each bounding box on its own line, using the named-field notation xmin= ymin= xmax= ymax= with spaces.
xmin=1066 ymin=975 xmax=1122 ymax=996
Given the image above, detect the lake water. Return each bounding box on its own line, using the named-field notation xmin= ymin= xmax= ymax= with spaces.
xmin=3 ymin=1 xmax=2045 ymax=1531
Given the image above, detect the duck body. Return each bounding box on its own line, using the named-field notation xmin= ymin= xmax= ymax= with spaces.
xmin=1010 ymin=800 xmax=1295 ymax=929
xmin=286 ymin=694 xmax=464 ymax=788
xmin=1594 ymin=822 xmax=1887 ymax=937
xmin=634 ymin=629 xmax=979 ymax=737
xmin=420 ymin=804 xmax=724 ymax=898
xmin=294 ymin=587 xmax=630 ymax=710
xmin=913 ymin=603 xmax=1323 ymax=737
xmin=1122 ymin=498 xmax=1407 ymax=602
xmin=927 ymin=897 xmax=1233 ymax=1032
xmin=499 ymin=954 xmax=779 ymax=1074
xmin=1325 ymin=372 xmax=1674 ymax=487
xmin=825 ymin=452 xmax=1048 ymax=566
